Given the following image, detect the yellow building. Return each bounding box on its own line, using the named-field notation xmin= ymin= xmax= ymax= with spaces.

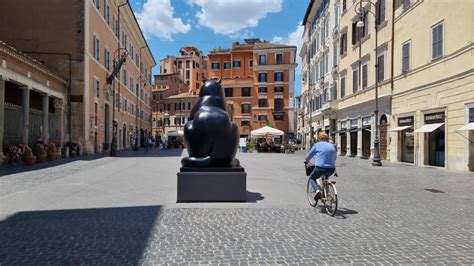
xmin=336 ymin=0 xmax=393 ymax=160
xmin=390 ymin=0 xmax=474 ymax=172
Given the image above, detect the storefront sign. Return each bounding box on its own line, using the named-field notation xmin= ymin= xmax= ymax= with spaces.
xmin=425 ymin=112 xmax=445 ymax=124
xmin=362 ymin=117 xmax=371 ymax=126
xmin=350 ymin=119 xmax=358 ymax=128
xmin=341 ymin=121 xmax=348 ymax=129
xmin=398 ymin=116 xmax=414 ymax=126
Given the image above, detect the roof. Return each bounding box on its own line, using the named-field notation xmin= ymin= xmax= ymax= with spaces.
xmin=167 ymin=92 xmax=199 ymax=99
xmin=253 ymin=42 xmax=297 ymax=50
xmin=302 ymin=0 xmax=315 ymax=25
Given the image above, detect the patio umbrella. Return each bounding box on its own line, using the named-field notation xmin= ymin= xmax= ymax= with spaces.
xmin=250 ymin=126 xmax=284 ymax=138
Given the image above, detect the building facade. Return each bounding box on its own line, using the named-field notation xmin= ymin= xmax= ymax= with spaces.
xmin=0 ymin=0 xmax=156 ymax=154
xmin=208 ymin=39 xmax=297 ymax=140
xmin=390 ymin=0 xmax=474 ymax=172
xmin=335 ymin=0 xmax=393 ymax=159
xmin=0 ymin=42 xmax=67 ymax=163
xmin=301 ymin=0 xmax=341 ymax=149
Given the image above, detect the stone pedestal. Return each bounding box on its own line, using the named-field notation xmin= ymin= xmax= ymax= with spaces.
xmin=177 ymin=166 xmax=247 ymax=202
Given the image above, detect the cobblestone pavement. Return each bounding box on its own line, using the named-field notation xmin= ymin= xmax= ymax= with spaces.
xmin=0 ymin=149 xmax=473 ymax=264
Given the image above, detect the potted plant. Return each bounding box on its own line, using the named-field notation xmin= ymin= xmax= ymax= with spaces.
xmin=47 ymin=142 xmax=57 ymax=161
xmin=247 ymin=142 xmax=256 ymax=153
xmin=24 ymin=146 xmax=35 ymax=166
xmin=35 ymin=144 xmax=47 ymax=163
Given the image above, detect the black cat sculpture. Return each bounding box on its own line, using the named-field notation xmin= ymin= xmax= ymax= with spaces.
xmin=181 ymin=80 xmax=240 ymax=168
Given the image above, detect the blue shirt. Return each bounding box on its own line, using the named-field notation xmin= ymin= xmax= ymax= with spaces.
xmin=305 ymin=141 xmax=337 ymax=168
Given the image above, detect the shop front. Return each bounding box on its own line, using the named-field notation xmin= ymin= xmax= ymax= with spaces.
xmin=415 ymin=112 xmax=445 ymax=167
xmin=391 ymin=116 xmax=415 ymax=163
xmin=456 ymin=106 xmax=474 ymax=172
xmin=349 ymin=119 xmax=358 ymax=157
xmin=338 ymin=120 xmax=348 ymax=156
xmin=361 ymin=117 xmax=371 ymax=159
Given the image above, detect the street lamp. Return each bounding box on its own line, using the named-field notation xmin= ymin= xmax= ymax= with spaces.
xmin=107 ymin=48 xmax=128 ymax=156
xmin=355 ymin=0 xmax=382 ymax=166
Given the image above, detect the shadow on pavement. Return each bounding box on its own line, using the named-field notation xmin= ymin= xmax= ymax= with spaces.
xmin=0 ymin=153 xmax=106 ymax=177
xmin=246 ymin=191 xmax=265 ymax=202
xmin=117 ymin=148 xmax=184 ymax=158
xmin=0 ymin=205 xmax=162 ymax=264
xmin=333 ymin=207 xmax=359 ymax=219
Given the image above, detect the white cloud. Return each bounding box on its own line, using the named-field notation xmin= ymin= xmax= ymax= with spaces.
xmin=136 ymin=0 xmax=191 ymax=41
xmin=189 ymin=0 xmax=282 ymax=35
xmin=272 ymin=23 xmax=304 ymax=73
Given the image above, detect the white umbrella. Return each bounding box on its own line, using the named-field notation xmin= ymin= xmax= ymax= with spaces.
xmin=250 ymin=126 xmax=284 ymax=138
xmin=167 ymin=130 xmax=184 ymax=137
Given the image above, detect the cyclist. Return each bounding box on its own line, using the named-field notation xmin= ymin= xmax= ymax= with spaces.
xmin=304 ymin=132 xmax=337 ymax=202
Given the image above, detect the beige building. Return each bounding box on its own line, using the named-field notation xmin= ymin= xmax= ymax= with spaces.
xmin=0 ymin=42 xmax=67 ymax=163
xmin=336 ymin=0 xmax=393 ymax=160
xmin=390 ymin=0 xmax=474 ymax=172
xmin=0 ymin=0 xmax=156 ymax=154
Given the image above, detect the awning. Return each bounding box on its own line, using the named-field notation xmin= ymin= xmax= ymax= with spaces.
xmin=390 ymin=126 xmax=412 ymax=132
xmin=167 ymin=130 xmax=184 ymax=137
xmin=456 ymin=123 xmax=474 ymax=131
xmin=414 ymin=123 xmax=444 ymax=133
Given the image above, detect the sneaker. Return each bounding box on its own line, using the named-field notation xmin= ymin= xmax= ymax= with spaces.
xmin=314 ymin=190 xmax=321 ymax=202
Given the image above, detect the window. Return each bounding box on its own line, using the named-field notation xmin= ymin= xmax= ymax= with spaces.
xmin=342 ymin=0 xmax=346 ymax=11
xmin=258 ymin=73 xmax=267 ymax=82
xmin=105 ymin=3 xmax=110 ymax=24
xmin=259 ymin=54 xmax=267 ymax=65
xmin=377 ymin=0 xmax=386 ymax=24
xmin=122 ymin=69 xmax=128 ymax=86
xmin=249 ymin=59 xmax=253 ymax=68
xmin=403 ymin=0 xmax=410 ymax=9
xmin=324 ymin=53 xmax=329 ymax=74
xmin=352 ymin=15 xmax=368 ymax=44
xmin=186 ymin=70 xmax=190 ymax=79
xmin=178 ymin=61 xmax=183 ymax=69
xmin=469 ymin=108 xmax=474 ymax=123
xmin=258 ymin=98 xmax=268 ymax=107
xmin=258 ymin=87 xmax=267 ymax=93
xmin=93 ymin=0 xmax=99 ymax=9
xmin=94 ymin=78 xmax=100 ymax=97
xmin=340 ymin=32 xmax=347 ymax=55
xmin=362 ymin=63 xmax=368 ymax=89
xmin=225 ymin=87 xmax=233 ymax=97
xmin=274 ymin=114 xmax=284 ymax=121
xmin=93 ymin=35 xmax=100 ymax=60
xmin=276 ymin=53 xmax=283 ymax=64
xmin=224 ymin=61 xmax=231 ymax=69
xmin=258 ymin=115 xmax=267 ymax=121
xmin=94 ymin=103 xmax=98 ymax=125
xmin=352 ymin=69 xmax=359 ymax=92
xmin=188 ymin=102 xmax=191 ymax=110
xmin=105 ymin=48 xmax=110 ymax=70
xmin=335 ymin=4 xmax=339 ymax=27
xmin=274 ymin=98 xmax=284 ymax=111
xmin=333 ymin=44 xmax=338 ymax=67
xmin=331 ymin=82 xmax=338 ymax=100
xmin=324 ymin=17 xmax=329 ymax=40
xmin=241 ymin=103 xmax=251 ymax=113
xmin=402 ymin=42 xmax=410 ymax=72
xmin=114 ymin=18 xmax=119 ymax=38
xmin=274 ymin=86 xmax=284 ymax=93
xmin=186 ymin=60 xmax=190 ymax=68
xmin=377 ymin=53 xmax=385 ymax=82
xmin=192 ymin=61 xmax=195 ymax=69
xmin=211 ymin=62 xmax=220 ymax=69
xmin=274 ymin=72 xmax=283 ymax=82
xmin=242 ymin=87 xmax=251 ymax=97
xmin=432 ymin=23 xmax=443 ymax=59
xmin=233 ymin=60 xmax=241 ymax=68
xmin=241 ymin=120 xmax=250 ymax=127
xmin=182 ymin=102 xmax=185 ymax=110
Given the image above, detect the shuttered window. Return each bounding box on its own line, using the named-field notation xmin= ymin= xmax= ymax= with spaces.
xmin=432 ymin=23 xmax=443 ymax=59
xmin=402 ymin=42 xmax=410 ymax=72
xmin=377 ymin=54 xmax=385 ymax=82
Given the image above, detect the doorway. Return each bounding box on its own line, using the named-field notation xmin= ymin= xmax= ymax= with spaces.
xmin=350 ymin=131 xmax=357 ymax=157
xmin=362 ymin=128 xmax=371 ymax=158
xmin=122 ymin=124 xmax=127 ymax=149
xmin=401 ymin=129 xmax=414 ymax=163
xmin=340 ymin=133 xmax=347 ymax=155
xmin=428 ymin=126 xmax=445 ymax=167
xmin=104 ymin=104 xmax=110 ymax=148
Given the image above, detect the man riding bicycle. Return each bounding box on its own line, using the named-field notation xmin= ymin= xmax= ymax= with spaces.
xmin=304 ymin=132 xmax=337 ymax=202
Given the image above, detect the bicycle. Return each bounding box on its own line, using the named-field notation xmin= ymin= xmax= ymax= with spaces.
xmin=305 ymin=163 xmax=338 ymax=216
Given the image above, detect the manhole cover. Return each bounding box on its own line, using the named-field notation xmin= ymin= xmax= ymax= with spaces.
xmin=425 ymin=188 xmax=444 ymax=193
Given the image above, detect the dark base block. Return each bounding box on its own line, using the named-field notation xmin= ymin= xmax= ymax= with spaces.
xmin=177 ymin=168 xmax=247 ymax=202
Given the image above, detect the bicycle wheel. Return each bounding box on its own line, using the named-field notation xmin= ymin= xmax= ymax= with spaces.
xmin=307 ymin=178 xmax=318 ymax=207
xmin=323 ymin=183 xmax=338 ymax=216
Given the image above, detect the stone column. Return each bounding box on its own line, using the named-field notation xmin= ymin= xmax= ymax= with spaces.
xmin=42 ymin=94 xmax=49 ymax=144
xmin=0 ymin=76 xmax=5 ymax=163
xmin=21 ymin=86 xmax=30 ymax=145
xmin=54 ymin=98 xmax=65 ymax=147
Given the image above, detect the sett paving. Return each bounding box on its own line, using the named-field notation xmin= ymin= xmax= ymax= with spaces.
xmin=0 ymin=149 xmax=473 ymax=264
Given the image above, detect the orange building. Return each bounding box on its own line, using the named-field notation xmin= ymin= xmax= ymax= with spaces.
xmin=208 ymin=39 xmax=297 ymax=140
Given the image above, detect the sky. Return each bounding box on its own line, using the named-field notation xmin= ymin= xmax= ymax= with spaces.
xmin=130 ymin=0 xmax=308 ymax=96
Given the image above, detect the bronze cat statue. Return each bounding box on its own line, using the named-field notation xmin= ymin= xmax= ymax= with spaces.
xmin=181 ymin=80 xmax=240 ymax=167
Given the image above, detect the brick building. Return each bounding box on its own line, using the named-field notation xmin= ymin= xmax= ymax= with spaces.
xmin=0 ymin=0 xmax=156 ymax=154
